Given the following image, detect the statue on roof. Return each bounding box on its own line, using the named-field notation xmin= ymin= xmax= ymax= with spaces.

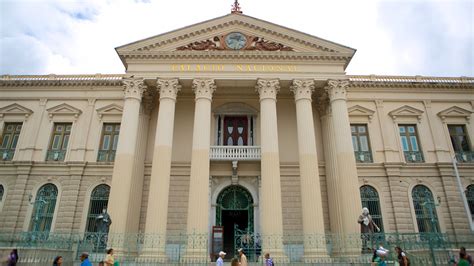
xmin=231 ymin=0 xmax=242 ymax=14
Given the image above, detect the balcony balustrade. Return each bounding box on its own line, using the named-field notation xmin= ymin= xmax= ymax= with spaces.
xmin=210 ymin=146 xmax=261 ymax=161
xmin=455 ymin=151 xmax=474 ymax=163
xmin=404 ymin=151 xmax=424 ymax=163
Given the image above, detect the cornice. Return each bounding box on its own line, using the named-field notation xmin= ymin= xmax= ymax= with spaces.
xmin=349 ymin=75 xmax=474 ymax=89
xmin=119 ymin=50 xmax=352 ymax=62
xmin=0 ymin=74 xmax=124 ymax=87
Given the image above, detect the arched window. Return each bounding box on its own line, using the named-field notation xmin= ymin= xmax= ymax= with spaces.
xmin=466 ymin=185 xmax=474 ymax=218
xmin=360 ymin=185 xmax=384 ymax=232
xmin=412 ymin=185 xmax=440 ymax=233
xmin=86 ymin=184 xmax=110 ymax=232
xmin=30 ymin=184 xmax=58 ymax=232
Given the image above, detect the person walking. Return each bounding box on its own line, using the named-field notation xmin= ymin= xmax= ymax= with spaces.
xmin=460 ymin=247 xmax=473 ymax=266
xmin=231 ymin=258 xmax=239 ymax=266
xmin=7 ymin=249 xmax=18 ymax=266
xmin=216 ymin=251 xmax=226 ymax=266
xmin=52 ymin=256 xmax=63 ymax=266
xmin=238 ymin=248 xmax=248 ymax=266
xmin=104 ymin=248 xmax=115 ymax=266
xmin=264 ymin=253 xmax=274 ymax=266
xmin=394 ymin=246 xmax=409 ymax=266
xmin=80 ymin=252 xmax=92 ymax=266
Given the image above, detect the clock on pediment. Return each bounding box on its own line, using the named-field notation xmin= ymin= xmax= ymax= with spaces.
xmin=224 ymin=32 xmax=247 ymax=50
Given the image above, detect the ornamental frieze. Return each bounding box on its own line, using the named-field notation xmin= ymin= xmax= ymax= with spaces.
xmin=176 ymin=32 xmax=294 ymax=51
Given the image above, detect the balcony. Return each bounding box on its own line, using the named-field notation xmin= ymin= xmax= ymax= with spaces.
xmin=404 ymin=151 xmax=424 ymax=163
xmin=97 ymin=150 xmax=116 ymax=162
xmin=46 ymin=150 xmax=66 ymax=161
xmin=210 ymin=146 xmax=261 ymax=161
xmin=455 ymin=151 xmax=474 ymax=163
xmin=354 ymin=151 xmax=373 ymax=163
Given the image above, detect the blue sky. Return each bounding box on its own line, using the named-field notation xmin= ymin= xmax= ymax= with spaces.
xmin=0 ymin=0 xmax=473 ymax=76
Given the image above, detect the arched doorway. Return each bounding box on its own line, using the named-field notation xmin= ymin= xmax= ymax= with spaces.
xmin=216 ymin=185 xmax=253 ymax=258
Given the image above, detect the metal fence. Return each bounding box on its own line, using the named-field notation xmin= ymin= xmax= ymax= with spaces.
xmin=0 ymin=231 xmax=472 ymax=265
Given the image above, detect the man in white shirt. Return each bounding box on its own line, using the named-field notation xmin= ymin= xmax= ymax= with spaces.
xmin=216 ymin=251 xmax=226 ymax=266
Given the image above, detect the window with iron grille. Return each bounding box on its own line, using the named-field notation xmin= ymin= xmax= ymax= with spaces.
xmin=412 ymin=185 xmax=440 ymax=233
xmin=85 ymin=184 xmax=110 ymax=232
xmin=448 ymin=125 xmax=473 ymax=162
xmin=467 ymin=185 xmax=474 ymax=218
xmin=351 ymin=124 xmax=373 ymax=163
xmin=399 ymin=125 xmax=424 ymax=162
xmin=360 ymin=185 xmax=384 ymax=232
xmin=46 ymin=123 xmax=72 ymax=161
xmin=0 ymin=122 xmax=22 ymax=161
xmin=30 ymin=184 xmax=58 ymax=232
xmin=97 ymin=123 xmax=120 ymax=162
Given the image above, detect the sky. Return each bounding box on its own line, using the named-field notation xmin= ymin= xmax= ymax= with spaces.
xmin=0 ymin=0 xmax=473 ymax=77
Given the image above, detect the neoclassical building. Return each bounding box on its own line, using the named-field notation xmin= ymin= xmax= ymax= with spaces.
xmin=0 ymin=11 xmax=473 ymax=264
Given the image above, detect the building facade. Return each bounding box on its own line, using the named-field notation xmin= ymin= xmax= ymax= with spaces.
xmin=0 ymin=13 xmax=473 ymax=263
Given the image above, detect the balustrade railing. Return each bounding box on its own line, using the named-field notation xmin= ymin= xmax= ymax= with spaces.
xmin=210 ymin=146 xmax=261 ymax=161
xmin=354 ymin=151 xmax=373 ymax=163
xmin=46 ymin=150 xmax=66 ymax=161
xmin=404 ymin=151 xmax=424 ymax=163
xmin=455 ymin=151 xmax=474 ymax=162
xmin=0 ymin=149 xmax=15 ymax=161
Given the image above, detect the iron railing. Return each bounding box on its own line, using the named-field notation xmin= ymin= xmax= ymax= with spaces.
xmin=0 ymin=149 xmax=15 ymax=161
xmin=45 ymin=150 xmax=66 ymax=161
xmin=0 ymin=232 xmax=472 ymax=265
xmin=404 ymin=151 xmax=424 ymax=163
xmin=354 ymin=151 xmax=373 ymax=163
xmin=455 ymin=151 xmax=474 ymax=163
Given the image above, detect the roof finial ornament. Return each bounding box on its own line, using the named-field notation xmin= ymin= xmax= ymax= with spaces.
xmin=231 ymin=0 xmax=242 ymax=14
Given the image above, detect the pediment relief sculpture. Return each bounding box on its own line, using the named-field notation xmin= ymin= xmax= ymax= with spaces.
xmin=176 ymin=32 xmax=294 ymax=51
xmin=0 ymin=103 xmax=33 ymax=119
xmin=437 ymin=106 xmax=472 ymax=122
xmin=388 ymin=105 xmax=424 ymax=122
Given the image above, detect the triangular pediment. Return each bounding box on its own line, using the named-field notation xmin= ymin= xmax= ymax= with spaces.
xmin=348 ymin=105 xmax=375 ymax=118
xmin=0 ymin=103 xmax=33 ymax=117
xmin=437 ymin=106 xmax=472 ymax=119
xmin=116 ymin=13 xmax=355 ymax=67
xmin=96 ymin=104 xmax=123 ymax=118
xmin=389 ymin=105 xmax=424 ymax=120
xmin=47 ymin=103 xmax=82 ymax=118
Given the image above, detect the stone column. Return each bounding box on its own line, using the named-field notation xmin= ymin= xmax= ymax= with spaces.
xmin=108 ymin=78 xmax=145 ymax=236
xmin=291 ymin=80 xmax=327 ymax=260
xmin=184 ymin=79 xmax=216 ymax=261
xmin=325 ymin=80 xmax=362 ymax=251
xmin=142 ymin=79 xmax=181 ymax=260
xmin=256 ymin=79 xmax=286 ymax=261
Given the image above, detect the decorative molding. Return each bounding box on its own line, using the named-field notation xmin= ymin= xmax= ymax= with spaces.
xmin=47 ymin=103 xmax=82 ymax=120
xmin=348 ymin=105 xmax=375 ymax=122
xmin=157 ymin=78 xmax=181 ymax=101
xmin=96 ymin=104 xmax=123 ymax=120
xmin=192 ymin=79 xmax=216 ymax=100
xmin=290 ymin=79 xmax=315 ymax=102
xmin=437 ymin=106 xmax=472 ymax=123
xmin=325 ymin=79 xmax=350 ymax=102
xmin=213 ymin=102 xmax=258 ymax=115
xmin=388 ymin=105 xmax=424 ymax=122
xmin=176 ymin=34 xmax=294 ymax=51
xmin=0 ymin=74 xmax=123 ymax=87
xmin=123 ymin=77 xmax=146 ymax=101
xmin=256 ymin=79 xmax=280 ymax=101
xmin=314 ymin=88 xmax=329 ymax=115
xmin=0 ymin=103 xmax=33 ymax=120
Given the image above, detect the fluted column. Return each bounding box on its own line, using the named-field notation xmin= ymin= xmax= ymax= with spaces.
xmin=108 ymin=78 xmax=145 ymax=236
xmin=290 ymin=80 xmax=327 ymax=260
xmin=184 ymin=79 xmax=216 ymax=261
xmin=256 ymin=79 xmax=286 ymax=261
xmin=325 ymin=80 xmax=362 ymax=248
xmin=142 ymin=79 xmax=181 ymax=260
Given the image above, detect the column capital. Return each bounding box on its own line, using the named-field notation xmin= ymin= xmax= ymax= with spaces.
xmin=256 ymin=79 xmax=280 ymax=101
xmin=157 ymin=78 xmax=181 ymax=101
xmin=290 ymin=79 xmax=315 ymax=102
xmin=192 ymin=78 xmax=216 ymax=100
xmin=123 ymin=77 xmax=146 ymax=101
xmin=325 ymin=79 xmax=350 ymax=102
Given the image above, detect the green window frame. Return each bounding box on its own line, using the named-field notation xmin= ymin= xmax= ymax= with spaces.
xmin=0 ymin=184 xmax=4 ymax=203
xmin=0 ymin=122 xmax=22 ymax=161
xmin=97 ymin=123 xmax=120 ymax=162
xmin=46 ymin=123 xmax=72 ymax=161
xmin=360 ymin=185 xmax=384 ymax=232
xmin=399 ymin=124 xmax=424 ymax=162
xmin=85 ymin=184 xmax=110 ymax=232
xmin=30 ymin=183 xmax=58 ymax=232
xmin=448 ymin=125 xmax=473 ymax=162
xmin=412 ymin=185 xmax=440 ymax=233
xmin=467 ymin=185 xmax=474 ymax=218
xmin=351 ymin=124 xmax=373 ymax=163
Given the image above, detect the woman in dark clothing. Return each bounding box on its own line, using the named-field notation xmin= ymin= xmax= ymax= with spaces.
xmin=53 ymin=255 xmax=63 ymax=266
xmin=395 ymin=246 xmax=409 ymax=266
xmin=7 ymin=249 xmax=18 ymax=266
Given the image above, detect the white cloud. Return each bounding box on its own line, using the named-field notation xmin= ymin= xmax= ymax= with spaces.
xmin=0 ymin=0 xmax=472 ymax=76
